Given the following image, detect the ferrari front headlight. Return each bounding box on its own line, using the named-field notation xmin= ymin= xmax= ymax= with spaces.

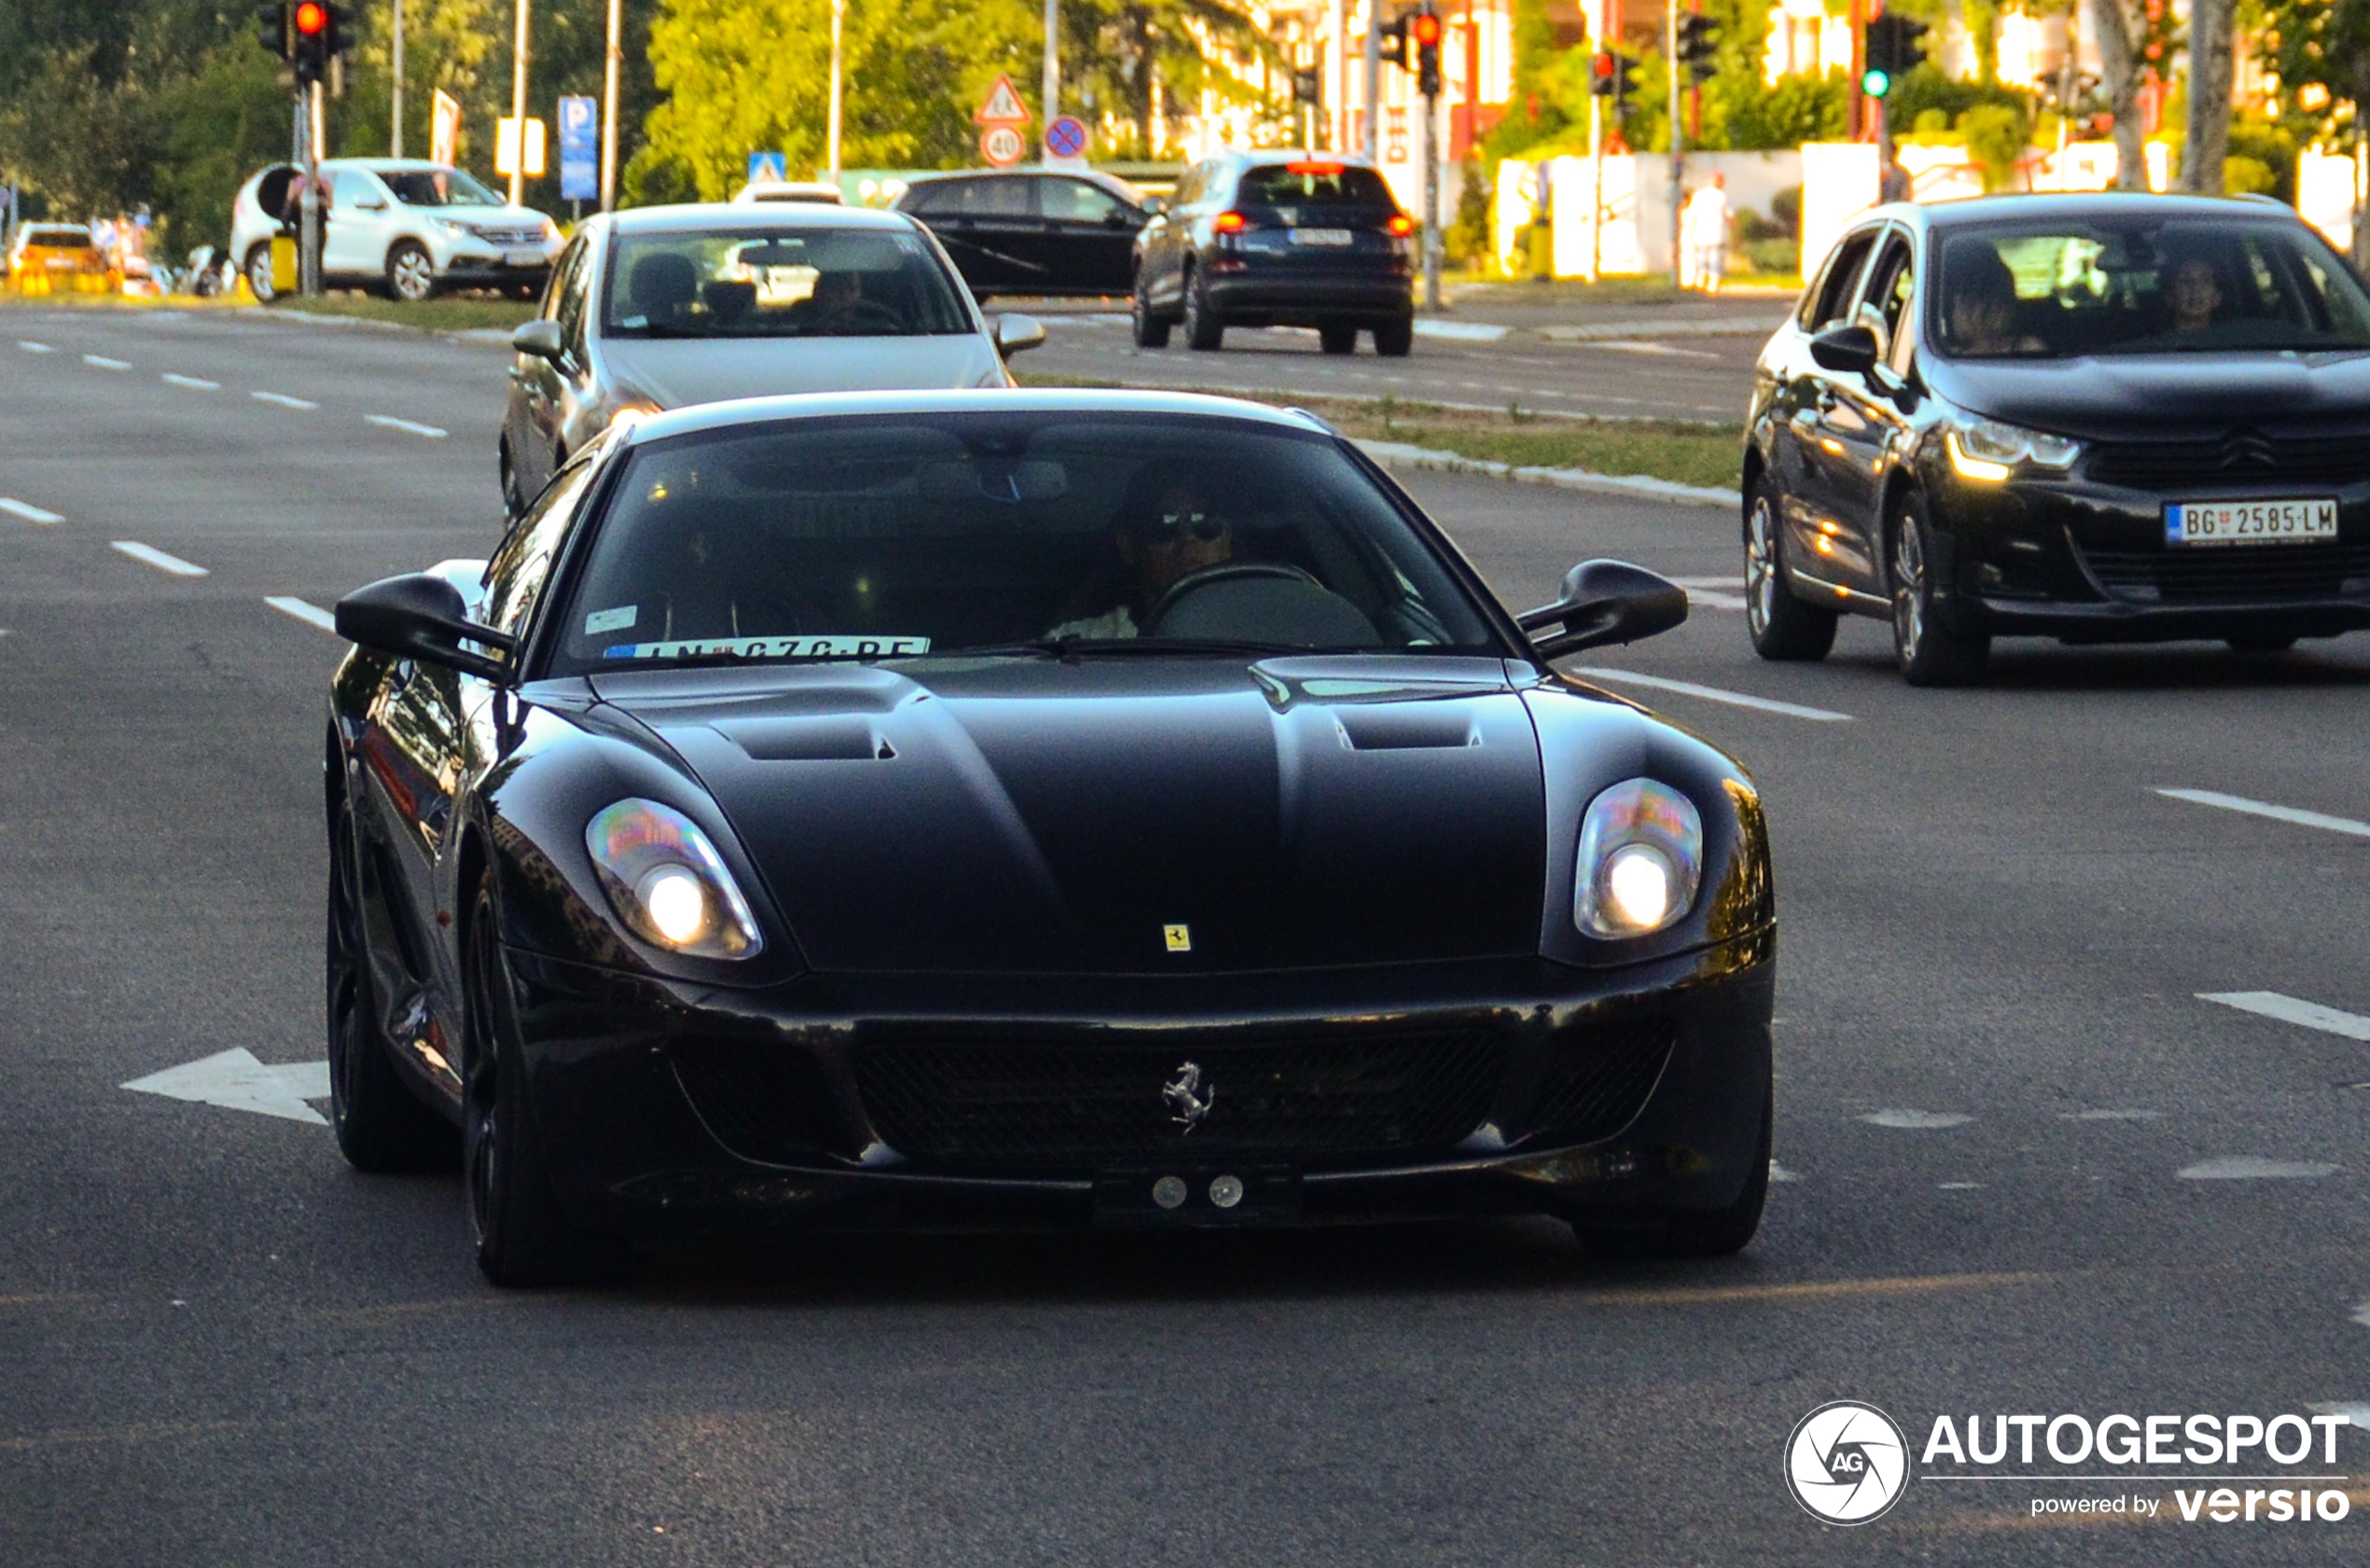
xmin=1576 ymin=779 xmax=1703 ymax=938
xmin=585 ymin=798 xmax=763 ymax=958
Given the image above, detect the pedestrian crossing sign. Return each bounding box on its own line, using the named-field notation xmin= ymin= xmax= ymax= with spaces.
xmin=746 ymin=151 xmax=788 ymax=184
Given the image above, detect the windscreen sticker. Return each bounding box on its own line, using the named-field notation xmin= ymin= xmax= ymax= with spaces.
xmin=604 ymin=634 xmax=931 ymax=660
xmin=584 ymin=604 xmax=638 ymax=635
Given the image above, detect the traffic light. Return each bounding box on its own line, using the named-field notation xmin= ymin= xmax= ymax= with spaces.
xmin=1676 ymin=13 xmax=1720 ymax=84
xmin=1862 ymin=11 xmax=1930 ymax=99
xmin=254 ymin=2 xmax=289 ymax=59
xmin=1590 ymin=51 xmax=1638 ymax=107
xmin=328 ymin=2 xmax=356 ymax=61
xmin=1412 ymin=5 xmax=1443 ymax=97
xmin=1292 ymin=66 xmax=1320 ymax=106
xmin=290 ymin=0 xmax=331 ymax=85
xmin=1379 ymin=12 xmax=1412 ymax=70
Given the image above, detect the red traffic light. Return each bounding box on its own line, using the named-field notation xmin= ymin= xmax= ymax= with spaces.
xmin=1410 ymin=13 xmax=1443 ymax=46
xmin=1592 ymin=51 xmax=1614 ymax=78
xmin=294 ymin=1 xmax=328 ymax=35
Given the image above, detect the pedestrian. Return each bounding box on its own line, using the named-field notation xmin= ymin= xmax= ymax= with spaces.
xmin=1682 ymin=173 xmax=1729 ymax=294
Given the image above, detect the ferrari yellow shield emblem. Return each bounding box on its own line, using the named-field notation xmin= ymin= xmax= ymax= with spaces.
xmin=1163 ymin=923 xmax=1192 ymax=952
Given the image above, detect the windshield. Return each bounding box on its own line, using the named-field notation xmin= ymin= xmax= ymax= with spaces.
xmin=545 ymin=413 xmax=1497 ymax=673
xmin=1237 ymin=164 xmax=1398 ymax=209
xmin=379 ymin=167 xmax=505 ymax=207
xmin=19 ymin=228 xmax=93 ymax=250
xmin=601 ymin=228 xmax=972 ymax=340
xmin=1931 ymin=218 xmax=2370 ymax=358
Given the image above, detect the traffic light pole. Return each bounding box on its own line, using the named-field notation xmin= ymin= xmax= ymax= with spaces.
xmin=1420 ymin=80 xmax=1440 ymax=310
xmin=1666 ymin=0 xmax=1683 ymax=284
xmin=1361 ymin=1 xmax=1380 ymax=160
xmin=298 ymin=82 xmax=323 ymax=297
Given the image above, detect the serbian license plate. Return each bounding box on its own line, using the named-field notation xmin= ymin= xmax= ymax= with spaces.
xmin=1289 ymin=228 xmax=1354 ymax=247
xmin=503 ymin=248 xmax=544 ymax=268
xmin=2165 ymin=497 xmax=2338 ymax=546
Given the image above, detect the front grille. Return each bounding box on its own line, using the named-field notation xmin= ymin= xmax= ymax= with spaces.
xmin=475 ymin=228 xmax=546 ymax=247
xmin=1526 ymin=1020 xmax=1677 ymax=1146
xmin=854 ymin=1032 xmax=1505 ymax=1170
xmin=2084 ymin=429 xmax=2370 ymax=490
xmin=2076 ymin=541 xmax=2370 ymax=604
xmin=671 ymin=1038 xmax=844 ymax=1164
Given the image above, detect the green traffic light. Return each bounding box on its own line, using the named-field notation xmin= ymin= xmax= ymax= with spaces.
xmin=1861 ymin=66 xmax=1890 ymax=98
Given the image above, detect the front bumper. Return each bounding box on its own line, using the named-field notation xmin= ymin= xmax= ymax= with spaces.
xmin=502 ymin=934 xmax=1775 ymax=1239
xmin=1934 ymin=470 xmax=2370 ymax=642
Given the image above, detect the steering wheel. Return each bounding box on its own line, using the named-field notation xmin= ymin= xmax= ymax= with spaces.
xmin=831 ymin=298 xmax=908 ymax=333
xmin=1143 ymin=562 xmax=1320 ymax=635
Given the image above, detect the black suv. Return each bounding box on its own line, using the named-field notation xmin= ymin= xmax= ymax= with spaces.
xmin=892 ymin=171 xmax=1153 ymax=298
xmin=1132 ymin=153 xmax=1415 ymax=355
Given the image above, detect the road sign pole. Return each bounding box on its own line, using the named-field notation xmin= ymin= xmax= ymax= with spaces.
xmin=827 ymin=0 xmax=844 ymax=178
xmin=1042 ymin=0 xmax=1060 ymax=149
xmin=1667 ymin=0 xmax=1683 ymax=284
xmin=390 ymin=0 xmax=404 ymax=159
xmin=509 ymin=0 xmax=531 ymax=208
xmin=1362 ymin=0 xmax=1380 ymax=159
xmin=601 ymin=0 xmax=620 ymax=210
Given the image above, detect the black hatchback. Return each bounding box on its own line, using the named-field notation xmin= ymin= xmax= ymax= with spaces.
xmin=892 ymin=170 xmax=1153 ymax=299
xmin=1131 ymin=153 xmax=1416 ymax=356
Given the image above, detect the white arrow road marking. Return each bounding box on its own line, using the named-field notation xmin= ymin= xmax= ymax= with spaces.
xmin=2156 ymin=787 xmax=2370 ymax=840
xmin=1861 ymin=1110 xmax=1973 ymax=1129
xmin=2199 ymin=991 xmax=2370 ymax=1043
xmin=122 ymin=1048 xmax=331 ymax=1125
xmin=2352 ymin=1303 xmax=2370 ymax=1328
xmin=110 ymin=541 xmax=207 ymax=576
xmin=252 ymin=391 xmax=317 ymax=409
xmin=81 ymin=354 xmax=131 ymax=370
xmin=265 ymin=596 xmax=338 ymax=631
xmin=366 ymin=414 xmax=448 ymax=438
xmin=2177 ymin=1156 xmax=2337 ymax=1180
xmin=17 ymin=340 xmax=54 ymax=354
xmin=1575 ymin=669 xmax=1853 ymax=722
xmin=2310 ymin=1402 xmax=2370 ymax=1431
xmin=2061 ymin=1109 xmax=2162 ymax=1120
xmin=1767 ymin=1161 xmax=1802 ymax=1184
xmin=0 ymin=498 xmax=63 ymax=524
xmin=160 ymin=373 xmax=219 ymax=391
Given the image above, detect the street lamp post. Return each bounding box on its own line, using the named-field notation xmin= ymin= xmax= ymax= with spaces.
xmin=828 ymin=0 xmax=845 ymax=177
xmin=509 ymin=0 xmax=532 ymax=207
xmin=602 ymin=0 xmax=621 ymax=210
xmin=390 ymin=0 xmax=404 ymax=159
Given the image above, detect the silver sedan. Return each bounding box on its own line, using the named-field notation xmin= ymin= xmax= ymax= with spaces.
xmin=500 ymin=204 xmax=1042 ymax=515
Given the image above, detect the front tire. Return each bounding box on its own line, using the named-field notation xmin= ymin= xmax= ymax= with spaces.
xmin=1569 ymin=1084 xmax=1773 ymax=1259
xmin=1889 ymin=493 xmax=1989 ymax=687
xmin=244 ymin=243 xmax=277 ymax=302
xmin=1372 ymin=313 xmax=1414 ymax=357
xmin=1317 ymin=321 xmax=1358 ymax=355
xmin=463 ymin=882 xmax=630 ymax=1287
xmin=327 ymin=785 xmax=458 ymax=1173
xmin=1131 ymin=274 xmax=1171 ymax=348
xmin=1182 ymin=266 xmax=1224 ymax=352
xmin=1744 ymin=479 xmax=1837 ymax=660
xmin=384 ymin=240 xmax=437 ymax=304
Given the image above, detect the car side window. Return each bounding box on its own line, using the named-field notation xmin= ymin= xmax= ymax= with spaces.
xmin=1858 ymin=232 xmax=1915 ymax=362
xmin=1804 ymin=229 xmax=1877 ymax=331
xmin=554 ymin=244 xmax=593 ymax=357
xmin=902 ymin=180 xmax=955 ymax=215
xmin=329 ymin=171 xmax=371 ymax=210
xmin=1044 ymin=178 xmax=1123 ymax=224
xmin=482 ymin=457 xmax=598 ymax=642
xmin=540 ymin=237 xmax=585 ymax=322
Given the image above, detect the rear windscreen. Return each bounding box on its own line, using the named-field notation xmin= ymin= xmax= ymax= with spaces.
xmin=1237 ymin=165 xmax=1398 ymax=209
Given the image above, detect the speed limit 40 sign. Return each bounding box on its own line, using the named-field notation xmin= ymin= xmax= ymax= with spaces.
xmin=979 ymin=125 xmax=1026 ymax=166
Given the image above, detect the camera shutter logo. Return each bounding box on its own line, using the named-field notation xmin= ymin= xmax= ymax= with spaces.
xmin=1784 ymin=1401 xmax=1911 ymax=1524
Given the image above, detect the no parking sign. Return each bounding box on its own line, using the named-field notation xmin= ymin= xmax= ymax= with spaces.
xmin=1044 ymin=116 xmax=1089 ymax=161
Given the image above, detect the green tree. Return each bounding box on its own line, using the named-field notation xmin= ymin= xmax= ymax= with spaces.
xmin=2260 ymin=0 xmax=2370 ymax=259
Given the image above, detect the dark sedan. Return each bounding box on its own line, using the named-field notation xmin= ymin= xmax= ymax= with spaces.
xmin=1747 ymin=192 xmax=2370 ymax=684
xmin=326 ymin=390 xmax=1774 ymax=1284
xmin=892 ymin=170 xmax=1153 ymax=298
xmin=1131 ymin=153 xmax=1416 ymax=355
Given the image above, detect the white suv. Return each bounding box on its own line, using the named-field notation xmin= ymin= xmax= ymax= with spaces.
xmin=230 ymin=159 xmax=562 ymax=302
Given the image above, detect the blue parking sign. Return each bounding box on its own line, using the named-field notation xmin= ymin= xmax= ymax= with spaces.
xmin=746 ymin=151 xmax=788 ymax=185
xmin=559 ymin=96 xmax=599 ymax=201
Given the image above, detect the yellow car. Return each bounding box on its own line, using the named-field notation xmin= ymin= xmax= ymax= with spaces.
xmin=7 ymin=224 xmax=120 ymax=296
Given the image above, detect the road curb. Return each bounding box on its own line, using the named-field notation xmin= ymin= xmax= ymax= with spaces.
xmin=1354 ymin=438 xmax=1740 ymax=509
xmin=1538 ymin=316 xmax=1787 ymax=342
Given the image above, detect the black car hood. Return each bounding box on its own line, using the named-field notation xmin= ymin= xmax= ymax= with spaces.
xmin=1927 ymin=350 xmax=2370 ymax=439
xmin=590 ymin=657 xmax=1546 ymax=974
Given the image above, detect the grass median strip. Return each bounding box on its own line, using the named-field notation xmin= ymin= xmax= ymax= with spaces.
xmin=268 ymin=294 xmax=536 ymax=334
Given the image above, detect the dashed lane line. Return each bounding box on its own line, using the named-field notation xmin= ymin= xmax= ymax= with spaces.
xmin=81 ymin=354 xmax=131 ymax=370
xmin=109 ymin=541 xmax=208 ymax=577
xmin=2157 ymin=787 xmax=2370 ymax=840
xmin=252 ymin=391 xmax=318 ymax=409
xmin=265 ymin=596 xmax=338 ymax=632
xmin=365 ymin=414 xmax=448 ymax=438
xmin=2199 ymin=991 xmax=2370 ymax=1043
xmin=17 ymin=340 xmax=54 ymax=354
xmin=0 ymin=498 xmax=64 ymax=524
xmin=160 ymin=373 xmax=219 ymax=391
xmin=1574 ymin=668 xmax=1854 ymax=722
xmin=2177 ymin=1157 xmax=2337 ymax=1180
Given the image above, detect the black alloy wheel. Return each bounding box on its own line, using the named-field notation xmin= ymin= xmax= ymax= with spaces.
xmin=1744 ymin=480 xmax=1837 ymax=660
xmin=244 ymin=243 xmax=277 ymax=303
xmin=1568 ymin=1082 xmax=1773 ymax=1259
xmin=1317 ymin=321 xmax=1358 ymax=355
xmin=385 ymin=240 xmax=437 ymax=304
xmin=1372 ymin=313 xmax=1414 ymax=357
xmin=462 ymin=881 xmax=629 ymax=1286
xmin=1889 ymin=493 xmax=1989 ymax=687
xmin=1182 ymin=266 xmax=1224 ymax=352
xmin=1130 ymin=274 xmax=1171 ymax=348
xmin=327 ymin=782 xmax=458 ymax=1172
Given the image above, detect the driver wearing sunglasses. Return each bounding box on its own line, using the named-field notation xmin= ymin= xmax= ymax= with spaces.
xmin=1045 ymin=473 xmax=1236 ymax=639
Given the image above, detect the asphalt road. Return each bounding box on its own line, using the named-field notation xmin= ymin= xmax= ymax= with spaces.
xmin=5 ymin=304 xmax=2370 ymax=1565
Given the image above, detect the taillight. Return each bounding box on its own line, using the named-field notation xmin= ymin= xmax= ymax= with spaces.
xmin=1211 ymin=212 xmax=1248 ymax=235
xmin=1387 ymin=214 xmax=1417 ymax=238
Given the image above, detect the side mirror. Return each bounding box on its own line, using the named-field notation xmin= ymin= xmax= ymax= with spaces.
xmin=1808 ymin=323 xmax=1880 ymax=375
xmin=993 ymin=312 xmax=1046 ymax=357
xmin=335 ymin=573 xmax=519 ymax=684
xmin=510 ymin=318 xmax=565 ymax=362
xmin=1517 ymin=560 xmax=1689 ymax=660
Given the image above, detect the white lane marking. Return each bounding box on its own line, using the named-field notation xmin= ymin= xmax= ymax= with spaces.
xmin=366 ymin=414 xmax=449 ymax=438
xmin=81 ymin=354 xmax=131 ymax=370
xmin=2177 ymin=1156 xmax=2337 ymax=1180
xmin=1590 ymin=340 xmax=1722 ymax=359
xmin=1666 ymin=576 xmax=1744 ymax=590
xmin=2157 ymin=787 xmax=2370 ymax=840
xmin=265 ymin=596 xmax=338 ymax=632
xmin=252 ymin=391 xmax=318 ymax=409
xmin=1413 ymin=320 xmax=1511 ymax=342
xmin=1938 ymin=1182 xmax=1982 ymax=1190
xmin=160 ymin=373 xmax=219 ymax=391
xmin=2353 ymin=1303 xmax=2370 ymax=1328
xmin=2061 ymin=1109 xmax=2162 ymax=1121
xmin=18 ymin=340 xmax=54 ymax=354
xmin=1768 ymin=1161 xmax=1802 ymax=1184
xmin=1576 ymin=668 xmax=1854 ymax=722
xmin=0 ymin=498 xmax=64 ymax=524
xmin=121 ymin=1048 xmax=329 ymax=1126
xmin=109 ymin=540 xmax=208 ymax=577
xmin=2199 ymin=991 xmax=2370 ymax=1043
xmin=2312 ymin=1403 xmax=2370 ymax=1434
xmin=1861 ymin=1110 xmax=1973 ymax=1129
xmin=1687 ymin=591 xmax=1749 ymax=611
